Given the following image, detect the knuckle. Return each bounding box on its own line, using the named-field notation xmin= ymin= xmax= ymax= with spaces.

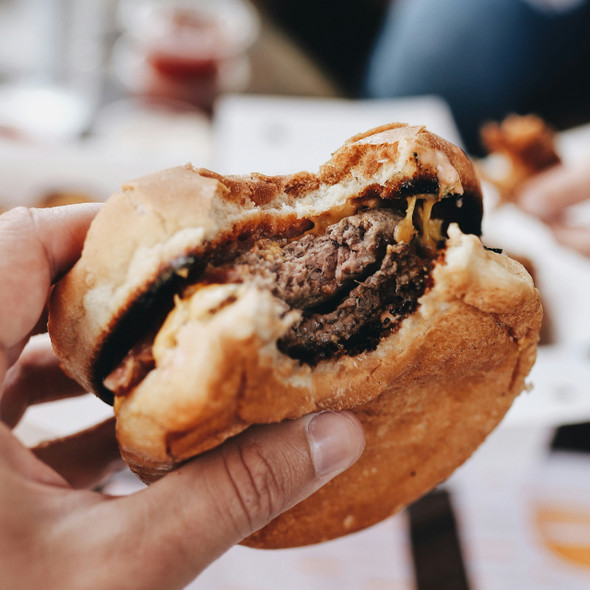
xmin=219 ymin=442 xmax=285 ymax=538
xmin=1 ymin=206 xmax=33 ymax=229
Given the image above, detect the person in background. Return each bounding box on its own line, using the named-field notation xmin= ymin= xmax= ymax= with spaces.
xmin=363 ymin=0 xmax=590 ymax=154
xmin=0 ymin=205 xmax=365 ymax=589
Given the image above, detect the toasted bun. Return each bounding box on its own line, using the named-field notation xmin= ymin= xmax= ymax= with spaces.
xmin=49 ymin=123 xmax=541 ymax=548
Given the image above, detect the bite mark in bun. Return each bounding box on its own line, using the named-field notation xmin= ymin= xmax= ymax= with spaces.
xmin=48 ymin=123 xmax=541 ymax=548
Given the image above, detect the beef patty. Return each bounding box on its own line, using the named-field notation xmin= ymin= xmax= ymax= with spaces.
xmin=105 ymin=208 xmax=434 ymax=396
xmin=202 ymin=208 xmax=433 ymax=362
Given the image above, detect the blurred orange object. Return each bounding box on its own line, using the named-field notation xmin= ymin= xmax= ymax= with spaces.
xmin=35 ymin=191 xmax=95 ymax=208
xmin=479 ymin=114 xmax=561 ymax=204
xmin=536 ymin=505 xmax=590 ymax=568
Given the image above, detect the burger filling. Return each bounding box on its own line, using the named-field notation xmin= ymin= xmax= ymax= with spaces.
xmin=197 ymin=208 xmax=432 ymax=362
xmin=105 ymin=204 xmax=437 ymax=397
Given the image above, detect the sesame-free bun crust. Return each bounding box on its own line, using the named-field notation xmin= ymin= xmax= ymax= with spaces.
xmin=49 ymin=123 xmax=540 ymax=548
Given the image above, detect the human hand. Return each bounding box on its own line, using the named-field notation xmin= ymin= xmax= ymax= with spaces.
xmin=0 ymin=205 xmax=365 ymax=590
xmin=518 ymin=161 xmax=590 ymax=257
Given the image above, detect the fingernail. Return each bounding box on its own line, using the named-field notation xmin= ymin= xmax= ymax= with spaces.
xmin=519 ymin=189 xmax=545 ymax=215
xmin=519 ymin=190 xmax=554 ymax=221
xmin=518 ymin=190 xmax=536 ymax=213
xmin=305 ymin=411 xmax=365 ymax=478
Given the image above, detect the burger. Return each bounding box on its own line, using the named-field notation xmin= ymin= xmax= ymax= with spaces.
xmin=48 ymin=123 xmax=542 ymax=548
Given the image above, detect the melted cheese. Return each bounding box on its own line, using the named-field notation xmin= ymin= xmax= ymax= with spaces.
xmin=392 ymin=195 xmax=442 ymax=252
xmin=301 ymin=193 xmax=444 ymax=253
xmin=301 ymin=198 xmax=381 ymax=239
xmin=394 ymin=197 xmax=417 ymax=244
xmin=417 ymin=198 xmax=443 ymax=254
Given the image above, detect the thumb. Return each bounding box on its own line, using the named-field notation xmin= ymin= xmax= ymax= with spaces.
xmin=109 ymin=411 xmax=365 ymax=589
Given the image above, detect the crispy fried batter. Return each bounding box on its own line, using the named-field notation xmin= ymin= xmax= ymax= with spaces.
xmin=480 ymin=114 xmax=561 ymax=203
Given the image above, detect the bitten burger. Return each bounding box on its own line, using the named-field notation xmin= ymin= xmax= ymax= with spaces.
xmin=48 ymin=123 xmax=542 ymax=548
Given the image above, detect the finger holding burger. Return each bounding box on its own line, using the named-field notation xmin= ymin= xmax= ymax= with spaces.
xmin=517 ymin=161 xmax=590 ymax=257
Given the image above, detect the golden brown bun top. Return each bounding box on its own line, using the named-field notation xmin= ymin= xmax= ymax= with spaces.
xmin=48 ymin=123 xmax=482 ymax=402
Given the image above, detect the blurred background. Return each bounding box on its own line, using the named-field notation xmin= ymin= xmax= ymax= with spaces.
xmin=4 ymin=1 xmax=590 ymax=588
xmin=2 ymin=0 xmax=590 ymax=153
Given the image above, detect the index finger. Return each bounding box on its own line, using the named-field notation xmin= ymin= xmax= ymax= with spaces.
xmin=0 ymin=204 xmax=100 ymax=354
xmin=551 ymin=223 xmax=590 ymax=258
xmin=518 ymin=163 xmax=590 ymax=221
